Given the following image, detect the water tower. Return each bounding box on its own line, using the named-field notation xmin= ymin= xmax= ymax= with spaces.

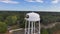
xmin=25 ymin=12 xmax=40 ymax=34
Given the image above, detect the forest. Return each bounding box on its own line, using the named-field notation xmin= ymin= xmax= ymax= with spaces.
xmin=0 ymin=11 xmax=60 ymax=34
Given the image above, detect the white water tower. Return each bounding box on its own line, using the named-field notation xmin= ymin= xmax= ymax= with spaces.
xmin=25 ymin=12 xmax=40 ymax=34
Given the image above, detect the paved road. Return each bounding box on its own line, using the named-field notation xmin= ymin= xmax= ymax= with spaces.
xmin=9 ymin=28 xmax=24 ymax=34
xmin=41 ymin=22 xmax=60 ymax=29
xmin=12 ymin=29 xmax=24 ymax=34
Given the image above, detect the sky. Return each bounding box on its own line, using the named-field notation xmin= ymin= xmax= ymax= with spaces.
xmin=0 ymin=0 xmax=60 ymax=11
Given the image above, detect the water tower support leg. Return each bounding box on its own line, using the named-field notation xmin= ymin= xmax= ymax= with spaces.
xmin=39 ymin=21 xmax=40 ymax=34
xmin=31 ymin=22 xmax=34 ymax=34
xmin=28 ymin=21 xmax=30 ymax=34
xmin=25 ymin=21 xmax=27 ymax=34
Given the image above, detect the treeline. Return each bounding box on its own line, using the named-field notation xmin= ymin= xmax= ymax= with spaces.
xmin=1 ymin=11 xmax=60 ymax=26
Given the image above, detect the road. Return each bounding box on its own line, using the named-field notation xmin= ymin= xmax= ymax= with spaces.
xmin=41 ymin=22 xmax=60 ymax=29
xmin=9 ymin=22 xmax=60 ymax=34
xmin=9 ymin=28 xmax=24 ymax=34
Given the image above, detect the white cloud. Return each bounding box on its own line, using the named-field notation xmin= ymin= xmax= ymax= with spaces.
xmin=25 ymin=0 xmax=43 ymax=3
xmin=25 ymin=0 xmax=34 ymax=2
xmin=0 ymin=0 xmax=19 ymax=4
xmin=35 ymin=0 xmax=43 ymax=3
xmin=52 ymin=0 xmax=59 ymax=4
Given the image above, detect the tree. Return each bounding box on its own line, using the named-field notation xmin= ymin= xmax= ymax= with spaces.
xmin=0 ymin=22 xmax=7 ymax=34
xmin=19 ymin=14 xmax=25 ymax=28
xmin=41 ymin=28 xmax=49 ymax=34
xmin=5 ymin=15 xmax=17 ymax=26
xmin=47 ymin=28 xmax=53 ymax=34
xmin=0 ymin=16 xmax=5 ymax=22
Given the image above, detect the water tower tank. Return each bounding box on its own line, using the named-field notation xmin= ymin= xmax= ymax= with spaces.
xmin=25 ymin=12 xmax=40 ymax=21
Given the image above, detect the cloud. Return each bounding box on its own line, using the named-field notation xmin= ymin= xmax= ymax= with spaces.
xmin=0 ymin=0 xmax=19 ymax=4
xmin=25 ymin=0 xmax=34 ymax=2
xmin=25 ymin=0 xmax=43 ymax=3
xmin=52 ymin=0 xmax=59 ymax=4
xmin=35 ymin=0 xmax=43 ymax=3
